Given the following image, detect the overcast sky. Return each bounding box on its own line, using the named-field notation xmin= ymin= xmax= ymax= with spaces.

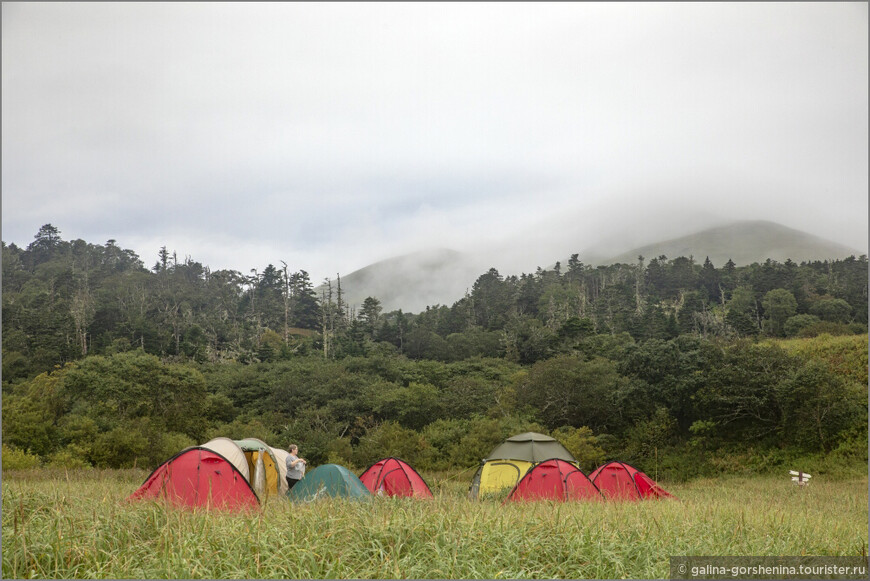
xmin=3 ymin=2 xmax=867 ymax=281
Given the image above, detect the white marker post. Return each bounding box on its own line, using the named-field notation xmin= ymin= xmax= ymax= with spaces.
xmin=789 ymin=470 xmax=812 ymax=486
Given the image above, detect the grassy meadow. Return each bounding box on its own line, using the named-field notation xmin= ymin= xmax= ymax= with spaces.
xmin=2 ymin=468 xmax=867 ymax=579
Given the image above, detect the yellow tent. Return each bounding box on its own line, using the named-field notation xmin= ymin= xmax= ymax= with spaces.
xmin=232 ymin=438 xmax=283 ymax=500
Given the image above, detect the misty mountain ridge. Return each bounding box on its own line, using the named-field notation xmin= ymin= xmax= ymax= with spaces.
xmin=589 ymin=220 xmax=864 ymax=268
xmin=332 ymin=220 xmax=865 ymax=313
xmin=324 ymin=248 xmax=484 ymax=314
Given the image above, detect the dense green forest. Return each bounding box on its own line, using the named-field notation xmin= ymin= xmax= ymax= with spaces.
xmin=3 ymin=224 xmax=868 ymax=478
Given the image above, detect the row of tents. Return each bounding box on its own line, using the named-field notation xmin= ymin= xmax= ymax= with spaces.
xmin=128 ymin=432 xmax=671 ymax=510
xmin=470 ymin=431 xmax=673 ymax=501
xmin=129 ymin=438 xmax=433 ymax=509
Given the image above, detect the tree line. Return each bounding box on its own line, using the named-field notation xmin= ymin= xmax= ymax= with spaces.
xmin=2 ymin=225 xmax=867 ymax=478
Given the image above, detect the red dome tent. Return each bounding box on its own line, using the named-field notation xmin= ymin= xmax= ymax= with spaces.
xmin=506 ymin=459 xmax=603 ymax=502
xmin=589 ymin=461 xmax=673 ymax=500
xmin=359 ymin=457 xmax=433 ymax=498
xmin=129 ymin=446 xmax=259 ymax=510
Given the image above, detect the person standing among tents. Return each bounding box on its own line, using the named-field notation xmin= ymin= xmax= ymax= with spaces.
xmin=285 ymin=444 xmax=307 ymax=490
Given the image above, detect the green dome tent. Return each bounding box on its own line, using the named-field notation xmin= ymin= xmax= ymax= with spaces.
xmin=469 ymin=432 xmax=576 ymax=499
xmin=287 ymin=464 xmax=372 ymax=502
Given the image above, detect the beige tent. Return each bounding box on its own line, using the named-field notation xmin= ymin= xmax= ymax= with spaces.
xmin=200 ymin=437 xmax=251 ymax=481
xmin=270 ymin=446 xmax=290 ymax=495
xmin=197 ymin=437 xmax=284 ymax=501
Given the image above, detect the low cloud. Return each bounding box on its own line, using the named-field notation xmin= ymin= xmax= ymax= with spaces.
xmin=3 ymin=3 xmax=866 ymax=282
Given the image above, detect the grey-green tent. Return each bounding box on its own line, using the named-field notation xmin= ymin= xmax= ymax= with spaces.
xmin=287 ymin=464 xmax=372 ymax=502
xmin=485 ymin=432 xmax=575 ymax=463
xmin=469 ymin=432 xmax=576 ymax=499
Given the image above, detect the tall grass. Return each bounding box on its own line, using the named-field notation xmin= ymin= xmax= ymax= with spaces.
xmin=3 ymin=469 xmax=867 ymax=579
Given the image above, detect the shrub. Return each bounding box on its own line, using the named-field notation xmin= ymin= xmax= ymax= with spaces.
xmin=551 ymin=426 xmax=605 ymax=472
xmin=829 ymin=425 xmax=869 ymax=463
xmin=89 ymin=425 xmax=149 ymax=468
xmin=57 ymin=414 xmax=99 ymax=453
xmin=155 ymin=433 xmax=197 ymax=463
xmin=644 ymin=448 xmax=715 ymax=482
xmin=325 ymin=437 xmax=353 ymax=466
xmin=203 ymin=393 xmax=238 ymax=424
xmin=352 ymin=421 xmax=426 ymax=467
xmin=809 ymin=298 xmax=853 ymax=324
xmin=420 ymin=418 xmax=471 ymax=471
xmin=621 ymin=407 xmax=678 ymax=465
xmin=206 ymin=417 xmax=278 ymax=445
xmin=797 ymin=321 xmax=861 ymax=338
xmin=447 ymin=415 xmax=546 ymax=468
xmin=2 ymin=444 xmax=42 ymax=469
xmin=784 ymin=314 xmax=821 ymax=337
xmin=45 ymin=445 xmax=92 ymax=469
xmin=687 ymin=419 xmax=719 ymax=452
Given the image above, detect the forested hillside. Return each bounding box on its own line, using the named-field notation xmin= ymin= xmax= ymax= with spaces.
xmin=3 ymin=224 xmax=868 ymax=478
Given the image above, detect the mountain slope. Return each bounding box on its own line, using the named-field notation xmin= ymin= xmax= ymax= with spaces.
xmin=331 ymin=221 xmax=864 ymax=313
xmin=597 ymin=220 xmax=864 ymax=267
xmin=324 ymin=248 xmax=484 ymax=313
